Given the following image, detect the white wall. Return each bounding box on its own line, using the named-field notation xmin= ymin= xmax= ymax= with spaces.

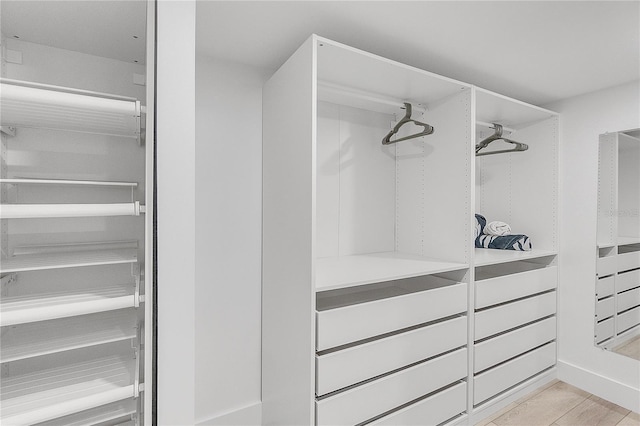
xmin=194 ymin=55 xmax=270 ymax=425
xmin=547 ymin=80 xmax=640 ymax=411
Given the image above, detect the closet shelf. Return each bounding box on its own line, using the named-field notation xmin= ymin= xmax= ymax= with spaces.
xmin=0 ymin=178 xmax=138 ymax=187
xmin=0 ymin=202 xmax=142 ymax=219
xmin=315 ymin=252 xmax=468 ymax=291
xmin=0 ymin=286 xmax=137 ymax=326
xmin=474 ymin=248 xmax=557 ymax=267
xmin=475 ymin=87 xmax=557 ymax=128
xmin=0 ymin=355 xmax=135 ymax=425
xmin=0 ymin=247 xmax=137 ymax=273
xmin=0 ymin=78 xmax=140 ymax=140
xmin=1 ymin=311 xmax=137 ymax=363
xmin=618 ymin=236 xmax=640 ymax=246
xmin=36 ymin=399 xmax=136 ymax=426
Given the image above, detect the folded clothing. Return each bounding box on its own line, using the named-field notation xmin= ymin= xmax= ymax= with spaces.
xmin=476 ymin=234 xmax=532 ymax=251
xmin=484 ymin=220 xmax=512 ymax=236
xmin=475 ymin=213 xmax=532 ymax=251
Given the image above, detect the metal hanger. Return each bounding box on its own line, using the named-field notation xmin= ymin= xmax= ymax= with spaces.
xmin=475 ymin=123 xmax=528 ymax=156
xmin=382 ymin=103 xmax=435 ymax=145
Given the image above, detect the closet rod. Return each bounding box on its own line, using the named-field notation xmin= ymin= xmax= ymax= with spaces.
xmin=477 ymin=120 xmax=515 ymax=134
xmin=317 ymin=81 xmax=427 ymax=115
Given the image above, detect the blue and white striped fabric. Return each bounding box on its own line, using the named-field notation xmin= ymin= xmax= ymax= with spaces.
xmin=475 ymin=214 xmax=532 ymax=251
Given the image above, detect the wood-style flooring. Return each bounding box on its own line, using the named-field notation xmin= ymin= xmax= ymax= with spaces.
xmin=475 ymin=381 xmax=639 ymax=426
xmin=613 ymin=335 xmax=640 ymax=361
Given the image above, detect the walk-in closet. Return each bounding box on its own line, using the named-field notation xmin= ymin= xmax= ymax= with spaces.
xmin=1 ymin=1 xmax=639 ymax=425
xmin=0 ymin=2 xmax=154 ymax=424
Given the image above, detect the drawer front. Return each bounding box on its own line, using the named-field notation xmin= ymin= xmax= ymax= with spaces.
xmin=317 ymin=283 xmax=467 ymax=351
xmin=596 ymin=297 xmax=615 ymax=320
xmin=316 ymin=348 xmax=467 ymax=426
xmin=473 ymin=342 xmax=556 ymax=405
xmin=316 ymin=315 xmax=466 ymax=396
xmin=618 ymin=288 xmax=640 ymax=313
xmin=618 ymin=251 xmax=640 ymax=272
xmin=595 ymin=318 xmax=614 ymax=342
xmin=598 ymin=256 xmax=617 ymax=277
xmin=475 ymin=292 xmax=556 ymax=341
xmin=369 ymin=381 xmax=466 ymax=426
xmin=475 ymin=266 xmax=557 ymax=309
xmin=474 ymin=317 xmax=556 ymax=373
xmin=617 ymin=269 xmax=640 ymax=293
xmin=596 ymin=276 xmax=615 ymax=298
xmin=618 ymin=306 xmax=640 ymax=332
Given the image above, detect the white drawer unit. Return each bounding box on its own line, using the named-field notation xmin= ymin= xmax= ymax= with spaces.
xmin=617 ymin=269 xmax=640 ymax=293
xmin=316 ymin=281 xmax=467 ymax=351
xmin=618 ymin=250 xmax=640 ymax=272
xmin=473 ymin=342 xmax=556 ymax=405
xmin=474 ymin=317 xmax=556 ymax=373
xmin=617 ymin=288 xmax=640 ymax=313
xmin=596 ymin=275 xmax=615 ymax=298
xmin=596 ymin=297 xmax=615 ymax=320
xmin=595 ymin=317 xmax=615 ymax=342
xmin=369 ymin=381 xmax=467 ymax=426
xmin=316 ymin=348 xmax=467 ymax=426
xmin=598 ymin=256 xmax=617 ymax=277
xmin=475 ymin=291 xmax=556 ymax=340
xmin=316 ymin=315 xmax=466 ymax=396
xmin=475 ymin=263 xmax=557 ymax=309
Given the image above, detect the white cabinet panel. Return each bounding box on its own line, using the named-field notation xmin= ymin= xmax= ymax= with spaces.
xmin=475 ymin=265 xmax=557 ymax=309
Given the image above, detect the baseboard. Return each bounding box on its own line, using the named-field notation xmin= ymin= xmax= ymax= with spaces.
xmin=557 ymin=360 xmax=640 ymax=413
xmin=196 ymin=402 xmax=262 ymax=426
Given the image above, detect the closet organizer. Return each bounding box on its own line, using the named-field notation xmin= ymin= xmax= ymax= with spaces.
xmin=0 ymin=78 xmax=152 ymax=424
xmin=263 ymin=36 xmax=559 ymax=425
xmin=596 ymin=131 xmax=640 ymax=347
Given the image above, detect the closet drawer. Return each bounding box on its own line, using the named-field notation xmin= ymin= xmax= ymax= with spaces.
xmin=473 ymin=342 xmax=556 ymax=405
xmin=596 ymin=297 xmax=615 ymax=320
xmin=595 ymin=318 xmax=614 ymax=342
xmin=475 ymin=265 xmax=557 ymax=309
xmin=316 ymin=315 xmax=466 ymax=396
xmin=618 ymin=306 xmax=640 ymax=332
xmin=617 ymin=288 xmax=640 ymax=313
xmin=598 ymin=256 xmax=617 ymax=277
xmin=316 ymin=282 xmax=466 ymax=351
xmin=474 ymin=317 xmax=556 ymax=373
xmin=369 ymin=381 xmax=466 ymax=426
xmin=475 ymin=292 xmax=556 ymax=341
xmin=618 ymin=251 xmax=640 ymax=272
xmin=596 ymin=276 xmax=615 ymax=298
xmin=315 ymin=348 xmax=467 ymax=426
xmin=616 ymin=269 xmax=640 ymax=293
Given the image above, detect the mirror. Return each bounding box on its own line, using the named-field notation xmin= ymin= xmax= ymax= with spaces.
xmin=595 ymin=129 xmax=640 ymax=360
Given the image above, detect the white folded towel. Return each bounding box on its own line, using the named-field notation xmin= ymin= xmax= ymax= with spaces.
xmin=484 ymin=221 xmax=512 ymax=236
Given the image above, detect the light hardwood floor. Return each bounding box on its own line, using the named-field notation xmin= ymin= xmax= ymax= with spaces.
xmin=475 ymin=380 xmax=639 ymax=426
xmin=613 ymin=335 xmax=640 ymax=361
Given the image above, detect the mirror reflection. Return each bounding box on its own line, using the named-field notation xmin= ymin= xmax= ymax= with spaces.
xmin=595 ymin=129 xmax=640 ymax=360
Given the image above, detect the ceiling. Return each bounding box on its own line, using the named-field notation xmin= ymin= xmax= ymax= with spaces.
xmin=1 ymin=0 xmax=147 ymax=64
xmin=196 ymin=1 xmax=640 ymax=106
xmin=1 ymin=1 xmax=638 ymax=106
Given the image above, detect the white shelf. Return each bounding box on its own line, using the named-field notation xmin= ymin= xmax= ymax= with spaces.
xmin=0 ymin=248 xmax=137 ymax=273
xmin=36 ymin=399 xmax=136 ymax=426
xmin=0 ymin=355 xmax=135 ymax=425
xmin=315 ymin=252 xmax=468 ymax=291
xmin=0 ymin=178 xmax=137 ymax=187
xmin=597 ymin=241 xmax=617 ymax=249
xmin=475 ymin=87 xmax=557 ymax=128
xmin=618 ymin=236 xmax=640 ymax=246
xmin=0 ymin=78 xmax=140 ymax=139
xmin=0 ymin=286 xmax=136 ymax=326
xmin=473 ymin=248 xmax=557 ymax=267
xmin=1 ymin=311 xmax=137 ymax=363
xmin=1 ymin=202 xmax=142 ymax=219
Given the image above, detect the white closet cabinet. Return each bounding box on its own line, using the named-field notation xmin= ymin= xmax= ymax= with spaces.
xmin=263 ymin=35 xmax=472 ymax=425
xmin=472 ymin=91 xmax=559 ymax=408
xmin=263 ymin=35 xmax=560 ymax=425
xmin=596 ymin=131 xmax=640 ymax=347
xmin=0 ymin=53 xmax=153 ymax=425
